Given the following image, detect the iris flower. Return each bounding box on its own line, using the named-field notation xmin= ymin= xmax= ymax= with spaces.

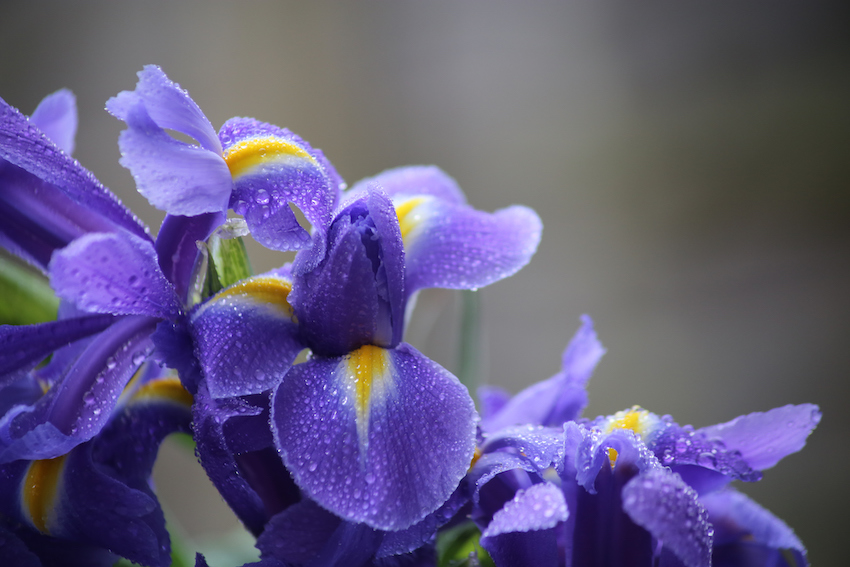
xmin=0 ymin=91 xmax=194 ymax=566
xmin=466 ymin=317 xmax=819 ymax=567
xmin=109 ymin=65 xmax=543 ymax=534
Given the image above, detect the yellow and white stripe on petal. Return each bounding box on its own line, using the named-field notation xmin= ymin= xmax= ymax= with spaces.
xmin=195 ymin=275 xmax=294 ymax=319
xmin=601 ymin=406 xmax=662 ymax=441
xmin=223 ymin=136 xmax=318 ymax=180
xmin=342 ymin=345 xmax=397 ymax=455
xmin=394 ymin=195 xmax=436 ymax=249
xmin=21 ymin=455 xmax=67 ymax=535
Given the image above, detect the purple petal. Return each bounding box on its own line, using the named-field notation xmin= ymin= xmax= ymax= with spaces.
xmin=477 ymin=385 xmax=511 ymax=419
xmin=622 ymin=470 xmax=713 ymax=567
xmin=29 ymin=89 xmax=77 ymax=156
xmin=221 ymin=117 xmax=341 ymax=253
xmin=483 ymin=482 xmax=568 ymax=537
xmin=0 ymin=316 xmax=158 ymax=463
xmin=701 ymin=489 xmax=806 ymax=561
xmin=377 ymin=486 xmax=468 ymax=558
xmin=154 ymin=212 xmax=226 ymax=303
xmin=0 ymin=525 xmax=42 ymax=567
xmin=699 ymin=404 xmax=821 ymax=471
xmin=107 ymin=65 xmax=220 ymax=153
xmin=112 ymin=102 xmax=232 ymax=216
xmin=481 ymin=315 xmax=603 ymax=431
xmin=190 ymin=275 xmax=302 ymax=398
xmin=348 ymin=165 xmax=467 ymax=205
xmin=0 ymin=314 xmax=114 ymax=380
xmin=481 ymin=425 xmax=565 ymax=473
xmin=398 ymin=197 xmax=542 ymax=297
xmin=49 ymin=232 xmax=180 ymax=319
xmin=271 ymin=343 xmax=477 ymax=531
xmin=0 ymin=96 xmax=148 ymax=241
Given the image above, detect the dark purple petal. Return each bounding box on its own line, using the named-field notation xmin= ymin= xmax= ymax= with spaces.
xmin=701 ymin=488 xmax=806 ymax=565
xmin=29 ymin=89 xmax=77 ymax=156
xmin=222 ymin=117 xmax=341 ymax=253
xmin=190 ymin=275 xmax=302 ymax=398
xmin=291 ymin=193 xmax=405 ymax=356
xmin=481 ymin=315 xmax=604 ymax=432
xmin=272 ymin=343 xmax=477 ymax=531
xmin=479 ymin=483 xmax=567 ymax=567
xmin=111 ymin=101 xmax=232 ymax=216
xmin=0 ymin=96 xmax=148 ymax=241
xmin=49 ymin=232 xmax=180 ymax=319
xmin=347 ymin=166 xmax=466 ymax=205
xmin=0 ymin=316 xmax=158 ymax=463
xmin=107 ymin=65 xmax=221 ymax=153
xmin=0 ymin=314 xmax=114 ymax=380
xmin=398 ymin=197 xmax=542 ymax=298
xmin=622 ymin=470 xmax=713 ymax=567
xmin=698 ymin=404 xmax=821 ymax=471
xmin=155 ymin=212 xmax=226 ymax=303
xmin=376 ymin=486 xmax=467 ymax=559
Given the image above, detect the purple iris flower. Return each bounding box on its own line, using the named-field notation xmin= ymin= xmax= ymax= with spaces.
xmin=109 ymin=66 xmax=543 ymax=534
xmin=1 ymin=91 xmax=194 ymax=566
xmin=467 ymin=317 xmax=819 ymax=567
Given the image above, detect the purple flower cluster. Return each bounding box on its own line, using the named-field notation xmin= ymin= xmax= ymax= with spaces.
xmin=0 ymin=67 xmax=818 ymax=567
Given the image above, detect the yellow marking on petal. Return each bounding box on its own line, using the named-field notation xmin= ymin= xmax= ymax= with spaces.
xmin=345 ymin=345 xmax=392 ymax=452
xmin=22 ymin=455 xmax=67 ymax=535
xmin=603 ymin=406 xmax=657 ymax=440
xmin=394 ymin=196 xmax=430 ymax=244
xmin=131 ymin=376 xmax=193 ymax=407
xmin=223 ymin=136 xmax=316 ymax=179
xmin=214 ymin=276 xmax=293 ymax=316
xmin=469 ymin=446 xmax=483 ymax=471
xmin=607 ymin=447 xmax=619 ymax=469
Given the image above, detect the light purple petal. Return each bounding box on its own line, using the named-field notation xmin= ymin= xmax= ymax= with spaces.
xmin=482 ymin=482 xmax=568 ymax=537
xmin=107 ymin=65 xmax=220 ymax=153
xmin=398 ymin=197 xmax=542 ymax=297
xmin=190 ymin=275 xmax=302 ymax=398
xmin=699 ymin=404 xmax=821 ymax=471
xmin=271 ymin=343 xmax=477 ymax=531
xmin=622 ymin=469 xmax=713 ymax=567
xmin=701 ymin=488 xmax=805 ymax=560
xmin=221 ymin=117 xmax=341 ymax=254
xmin=477 ymin=385 xmax=511 ymax=419
xmin=481 ymin=315 xmax=603 ymax=432
xmin=112 ymin=102 xmax=232 ymax=216
xmin=29 ymin=89 xmax=77 ymax=155
xmin=49 ymin=232 xmax=180 ymax=319
xmin=348 ymin=165 xmax=467 ymax=205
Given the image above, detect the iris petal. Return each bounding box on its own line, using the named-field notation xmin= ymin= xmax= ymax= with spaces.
xmin=29 ymin=89 xmax=77 ymax=156
xmin=271 ymin=343 xmax=477 ymax=531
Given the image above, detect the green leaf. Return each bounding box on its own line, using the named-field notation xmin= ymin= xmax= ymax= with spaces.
xmin=457 ymin=289 xmax=482 ymax=396
xmin=436 ymin=521 xmax=495 ymax=567
xmin=0 ymin=253 xmax=59 ymax=325
xmin=188 ymin=219 xmax=253 ymax=306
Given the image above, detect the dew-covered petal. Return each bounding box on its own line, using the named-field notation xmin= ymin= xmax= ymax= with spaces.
xmin=0 ymin=314 xmax=115 ymax=381
xmin=481 ymin=315 xmax=604 ymax=432
xmin=0 ymin=442 xmax=171 ymax=567
xmin=479 ymin=483 xmax=567 ymax=567
xmin=190 ymin=275 xmax=302 ymax=398
xmin=481 ymin=425 xmax=565 ymax=473
xmin=396 ymin=196 xmax=542 ymax=297
xmin=221 ymin=117 xmax=341 ymax=253
xmin=291 ymin=192 xmax=405 ymax=356
xmin=376 ymin=486 xmax=467 ymax=558
xmin=622 ymin=470 xmax=712 ymax=567
xmin=191 ymin=383 xmax=297 ymax=536
xmin=701 ymin=488 xmax=806 ymax=566
xmin=698 ymin=404 xmax=821 ymax=471
xmin=49 ymin=231 xmax=180 ymax=319
xmin=347 ymin=165 xmax=467 ymax=205
xmin=111 ymin=102 xmax=232 ymax=216
xmin=0 ymin=316 xmax=158 ymax=463
xmin=271 ymin=343 xmax=477 ymax=531
xmin=29 ymin=89 xmax=77 ymax=156
xmin=107 ymin=65 xmax=221 ymax=153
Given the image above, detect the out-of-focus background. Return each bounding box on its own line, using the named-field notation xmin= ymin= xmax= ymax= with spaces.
xmin=2 ymin=1 xmax=848 ymax=564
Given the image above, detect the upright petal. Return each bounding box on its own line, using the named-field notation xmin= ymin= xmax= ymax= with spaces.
xmin=271 ymin=343 xmax=477 ymax=531
xmin=347 ymin=165 xmax=467 ymax=205
xmin=29 ymin=89 xmax=77 ymax=156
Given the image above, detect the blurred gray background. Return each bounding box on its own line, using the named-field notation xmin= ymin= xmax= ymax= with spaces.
xmin=2 ymin=1 xmax=848 ymax=564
